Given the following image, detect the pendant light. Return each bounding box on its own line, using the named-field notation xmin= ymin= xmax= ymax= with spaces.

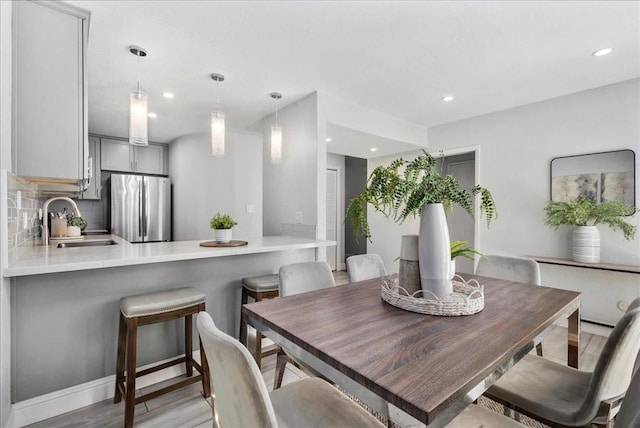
xmin=270 ymin=92 xmax=283 ymax=163
xmin=210 ymin=73 xmax=225 ymax=156
xmin=128 ymin=46 xmax=148 ymax=146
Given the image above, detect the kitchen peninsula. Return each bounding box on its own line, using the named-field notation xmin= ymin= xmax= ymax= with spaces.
xmin=4 ymin=235 xmax=335 ymax=408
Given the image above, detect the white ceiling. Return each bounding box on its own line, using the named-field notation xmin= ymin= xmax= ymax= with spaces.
xmin=69 ymin=0 xmax=639 ymax=159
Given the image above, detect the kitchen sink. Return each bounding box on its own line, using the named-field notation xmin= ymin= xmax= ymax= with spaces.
xmin=57 ymin=240 xmax=117 ymax=248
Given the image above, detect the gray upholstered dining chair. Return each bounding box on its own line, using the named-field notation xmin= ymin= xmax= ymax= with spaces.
xmin=197 ymin=311 xmax=384 ymax=427
xmin=614 ymin=365 xmax=640 ymax=428
xmin=274 ymin=261 xmax=336 ymax=389
xmin=484 ymin=297 xmax=640 ymax=427
xmin=346 ymin=253 xmax=387 ymax=283
xmin=475 ymin=254 xmax=544 ymax=356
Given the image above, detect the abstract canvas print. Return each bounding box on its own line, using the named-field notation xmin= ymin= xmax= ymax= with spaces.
xmin=601 ymin=171 xmax=634 ymax=205
xmin=551 ymin=173 xmax=598 ymax=202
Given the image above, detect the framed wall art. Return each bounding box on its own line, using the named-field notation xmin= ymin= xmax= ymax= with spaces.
xmin=550 ymin=149 xmax=635 ymax=209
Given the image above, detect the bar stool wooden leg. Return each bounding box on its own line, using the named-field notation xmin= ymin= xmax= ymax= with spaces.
xmin=185 ymin=314 xmax=193 ymax=377
xmin=124 ymin=317 xmax=138 ymax=428
xmin=239 ymin=288 xmax=249 ymax=346
xmin=114 ymin=312 xmax=127 ymax=404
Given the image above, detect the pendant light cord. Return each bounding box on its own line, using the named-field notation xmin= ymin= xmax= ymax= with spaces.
xmin=136 ymin=51 xmax=141 ymax=92
xmin=275 ymin=96 xmax=279 ymax=126
xmin=216 ymin=79 xmax=220 ymax=112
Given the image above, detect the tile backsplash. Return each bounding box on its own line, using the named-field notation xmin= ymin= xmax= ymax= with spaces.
xmin=6 ymin=173 xmax=41 ymax=261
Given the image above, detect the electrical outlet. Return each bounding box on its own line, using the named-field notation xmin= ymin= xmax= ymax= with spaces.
xmin=246 ymin=205 xmax=254 ymax=214
xmin=295 ymin=211 xmax=303 ymax=223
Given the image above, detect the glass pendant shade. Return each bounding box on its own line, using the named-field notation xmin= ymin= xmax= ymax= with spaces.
xmin=129 ymin=90 xmax=148 ymax=146
xmin=211 ymin=110 xmax=225 ymax=156
xmin=271 ymin=125 xmax=282 ymax=163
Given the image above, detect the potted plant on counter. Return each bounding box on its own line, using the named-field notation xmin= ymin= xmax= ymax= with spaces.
xmin=210 ymin=212 xmax=238 ymax=243
xmin=346 ymin=150 xmax=496 ymax=298
xmin=66 ymin=214 xmax=87 ymax=237
xmin=544 ymin=196 xmax=637 ymax=263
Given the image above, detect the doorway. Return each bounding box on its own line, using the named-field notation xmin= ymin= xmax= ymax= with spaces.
xmin=326 ymin=168 xmax=338 ymax=270
xmin=442 ymin=153 xmax=476 ymax=274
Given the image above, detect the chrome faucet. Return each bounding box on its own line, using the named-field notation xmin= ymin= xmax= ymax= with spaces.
xmin=42 ymin=197 xmax=82 ymax=246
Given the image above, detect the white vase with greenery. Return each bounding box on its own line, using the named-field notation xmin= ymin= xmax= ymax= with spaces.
xmin=346 ymin=151 xmax=496 ymax=299
xmin=210 ymin=212 xmax=238 ymax=244
xmin=544 ymin=197 xmax=637 ymax=263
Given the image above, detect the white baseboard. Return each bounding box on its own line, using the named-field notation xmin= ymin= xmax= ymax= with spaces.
xmin=11 ymin=351 xmax=201 ymax=428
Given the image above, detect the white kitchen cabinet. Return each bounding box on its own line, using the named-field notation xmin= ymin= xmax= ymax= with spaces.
xmin=13 ymin=0 xmax=90 ymax=182
xmin=100 ymin=138 xmax=166 ymax=175
xmin=81 ymin=136 xmax=101 ymax=199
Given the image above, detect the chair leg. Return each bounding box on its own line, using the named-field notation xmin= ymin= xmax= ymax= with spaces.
xmin=273 ymin=349 xmax=288 ymax=390
xmin=254 ymin=293 xmax=263 ymax=369
xmin=185 ymin=314 xmax=194 ymax=377
xmin=199 ymin=335 xmax=211 ymax=398
xmin=124 ymin=317 xmax=138 ymax=428
xmin=535 ymin=342 xmax=543 ymax=357
xmin=114 ymin=312 xmax=127 ymax=404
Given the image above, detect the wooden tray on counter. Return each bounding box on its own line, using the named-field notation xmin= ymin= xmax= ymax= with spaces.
xmin=200 ymin=240 xmax=248 ymax=248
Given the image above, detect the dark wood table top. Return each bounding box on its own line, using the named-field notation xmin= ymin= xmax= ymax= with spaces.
xmin=243 ymin=274 xmax=581 ymax=425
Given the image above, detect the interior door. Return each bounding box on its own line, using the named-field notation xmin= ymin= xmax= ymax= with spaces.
xmin=446 ymin=160 xmax=475 ymax=274
xmin=326 ymin=169 xmax=338 ymax=270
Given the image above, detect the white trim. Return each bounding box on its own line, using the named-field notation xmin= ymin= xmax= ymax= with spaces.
xmin=11 ymin=351 xmax=202 ymax=427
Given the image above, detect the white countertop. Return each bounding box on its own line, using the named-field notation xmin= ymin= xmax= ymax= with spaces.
xmin=4 ymin=235 xmax=336 ymax=277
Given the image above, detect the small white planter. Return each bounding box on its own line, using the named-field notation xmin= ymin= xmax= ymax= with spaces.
xmin=215 ymin=228 xmax=232 ymax=243
xmin=573 ymin=226 xmax=600 ymax=263
xmin=67 ymin=226 xmax=81 ymax=237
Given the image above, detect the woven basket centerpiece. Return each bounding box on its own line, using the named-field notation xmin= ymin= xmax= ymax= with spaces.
xmin=381 ymin=275 xmax=484 ymax=316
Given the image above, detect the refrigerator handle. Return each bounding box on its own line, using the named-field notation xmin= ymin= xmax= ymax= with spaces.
xmin=138 ymin=179 xmax=143 ymax=237
xmin=143 ymin=180 xmax=149 ymax=237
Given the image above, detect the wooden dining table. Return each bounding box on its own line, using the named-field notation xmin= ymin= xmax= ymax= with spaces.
xmin=243 ymin=274 xmax=581 ymax=427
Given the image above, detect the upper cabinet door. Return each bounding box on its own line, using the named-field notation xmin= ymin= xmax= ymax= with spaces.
xmin=134 ymin=144 xmax=165 ymax=175
xmin=13 ymin=1 xmax=89 ymax=181
xmin=101 ymin=138 xmax=133 ymax=172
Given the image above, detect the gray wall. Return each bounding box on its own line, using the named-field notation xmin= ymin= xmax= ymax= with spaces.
xmin=368 ymin=79 xmax=640 ymax=272
xmin=344 ymin=156 xmax=367 ymax=258
xmin=11 ymin=248 xmax=315 ymax=401
xmin=1 ymin=0 xmax=12 ymax=423
xmin=169 ymin=130 xmax=263 ymax=241
xmin=428 ymin=79 xmax=640 ymax=266
xmin=263 ymin=93 xmax=319 ymax=236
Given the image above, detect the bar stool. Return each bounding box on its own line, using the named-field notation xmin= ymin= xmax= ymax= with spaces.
xmin=114 ymin=287 xmax=210 ymax=428
xmin=239 ymin=274 xmax=279 ymax=368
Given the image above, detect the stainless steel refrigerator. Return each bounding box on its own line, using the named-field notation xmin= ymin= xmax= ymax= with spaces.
xmin=110 ymin=174 xmax=171 ymax=242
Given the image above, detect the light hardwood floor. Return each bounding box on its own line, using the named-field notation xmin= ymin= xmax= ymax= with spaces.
xmin=27 ymin=271 xmax=609 ymax=428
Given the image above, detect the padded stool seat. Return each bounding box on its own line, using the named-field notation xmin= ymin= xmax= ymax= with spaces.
xmin=241 ymin=274 xmax=279 ymax=292
xmin=121 ymin=287 xmax=206 ymax=317
xmin=240 ymin=274 xmax=279 ymax=368
xmin=114 ymin=287 xmax=210 ymax=428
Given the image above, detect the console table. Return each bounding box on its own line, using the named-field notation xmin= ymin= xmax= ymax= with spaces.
xmin=527 ymin=256 xmax=639 ymax=326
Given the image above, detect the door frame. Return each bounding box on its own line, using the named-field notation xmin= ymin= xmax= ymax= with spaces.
xmin=326 ymin=167 xmax=341 ymax=271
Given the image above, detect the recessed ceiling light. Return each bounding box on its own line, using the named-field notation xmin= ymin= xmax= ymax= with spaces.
xmin=325 ymin=137 xmax=332 ymax=142
xmin=162 ymin=92 xmax=175 ymax=99
xmin=592 ymin=48 xmax=613 ymax=57
xmin=147 ymin=112 xmax=157 ymax=118
xmin=370 ymin=147 xmax=378 ymax=152
xmin=442 ymin=96 xmax=454 ymax=102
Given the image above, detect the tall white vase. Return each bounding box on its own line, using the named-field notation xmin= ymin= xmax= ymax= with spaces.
xmin=573 ymin=226 xmax=600 ymax=263
xmin=418 ymin=204 xmax=453 ymax=299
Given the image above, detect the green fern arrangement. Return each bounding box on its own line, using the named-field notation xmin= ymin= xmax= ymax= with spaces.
xmin=544 ymin=197 xmax=637 ymax=240
xmin=346 ymin=151 xmax=497 ymax=241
